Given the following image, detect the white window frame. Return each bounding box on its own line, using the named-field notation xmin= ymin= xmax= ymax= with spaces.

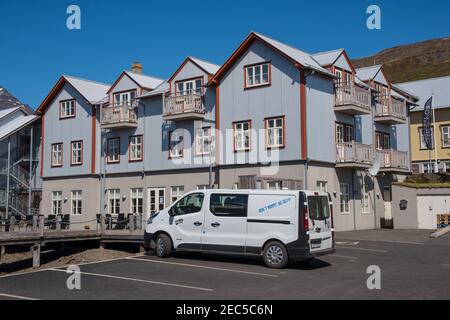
xmin=317 ymin=181 xmax=328 ymax=193
xmin=195 ymin=127 xmax=211 ymax=156
xmin=169 ymin=130 xmax=184 ymax=158
xmin=148 ymin=188 xmax=166 ymax=215
xmin=108 ymin=189 xmax=121 ymax=215
xmin=60 ymin=99 xmax=75 ymax=118
xmin=51 ymin=143 xmax=63 ymax=167
xmin=266 ymin=117 xmax=284 ymax=148
xmin=234 ymin=121 xmax=251 ymax=151
xmin=245 ymin=63 xmax=270 ymax=88
xmin=107 ymin=138 xmax=120 ymax=163
xmin=114 ymin=90 xmax=136 ymax=107
xmin=267 ymin=181 xmax=282 ymax=190
xmin=170 ymin=186 xmax=184 ymax=204
xmin=176 ymin=78 xmax=203 ymax=96
xmin=340 ymin=183 xmax=350 ymax=214
xmin=422 ymin=163 xmax=433 ymax=174
xmin=197 ymin=185 xmax=209 ymax=190
xmin=71 ymin=190 xmax=82 ymax=215
xmin=129 ymin=135 xmax=143 ymax=161
xmin=442 ymin=126 xmax=450 ymax=148
xmin=52 ymin=191 xmax=63 ymax=215
xmin=71 ymin=141 xmax=83 ymax=165
xmin=130 ymin=188 xmax=144 ymax=215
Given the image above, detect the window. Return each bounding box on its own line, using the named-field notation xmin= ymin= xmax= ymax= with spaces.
xmin=267 ymin=181 xmax=282 ymax=190
xmin=60 ymin=99 xmax=75 ymax=119
xmin=114 ymin=90 xmax=136 ymax=107
xmin=317 ymin=181 xmax=328 ymax=193
xmin=70 ymin=141 xmax=83 ymax=166
xmin=51 ymin=143 xmax=63 ymax=167
xmin=129 ymin=135 xmax=143 ymax=162
xmin=245 ymin=63 xmax=270 ymax=88
xmin=71 ymin=191 xmax=82 ymax=215
xmin=375 ymin=132 xmax=390 ymax=150
xmin=108 ymin=189 xmax=121 ymax=215
xmin=336 ymin=123 xmax=354 ymax=144
xmin=445 ymin=162 xmax=450 ymax=173
xmin=265 ymin=117 xmax=285 ymax=148
xmin=419 ymin=127 xmax=434 ymax=150
xmin=335 ymin=70 xmax=342 ymax=86
xmin=361 ymin=184 xmax=370 ymax=214
xmin=107 ymin=138 xmax=120 ymax=163
xmin=169 ymin=130 xmax=184 ymax=158
xmin=340 ymin=183 xmax=350 ymax=214
xmin=52 ymin=191 xmax=63 ymax=215
xmin=197 ymin=185 xmax=209 ymax=190
xmin=176 ymin=78 xmax=203 ymax=95
xmin=170 ymin=186 xmax=184 ymax=204
xmin=233 ymin=121 xmax=251 ymax=152
xmin=210 ymin=194 xmax=249 ymax=217
xmin=422 ymin=163 xmax=433 ymax=174
xmin=308 ymin=196 xmax=331 ymax=221
xmin=148 ymin=188 xmax=166 ymax=214
xmin=442 ymin=126 xmax=450 ymax=148
xmin=170 ymin=193 xmax=204 ymax=216
xmin=130 ymin=188 xmax=143 ymax=215
xmin=195 ymin=127 xmax=211 ymax=156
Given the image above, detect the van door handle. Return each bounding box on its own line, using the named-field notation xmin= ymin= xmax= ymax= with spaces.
xmin=175 ymin=219 xmax=184 ymax=225
xmin=211 ymin=222 xmax=221 ymax=228
xmin=194 ymin=221 xmax=202 ymax=227
xmin=316 ymin=227 xmax=321 ymax=233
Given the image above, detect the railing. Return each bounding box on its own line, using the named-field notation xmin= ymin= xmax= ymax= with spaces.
xmin=377 ymin=149 xmax=409 ymax=170
xmin=0 ymin=190 xmax=37 ymax=218
xmin=0 ymin=159 xmax=30 ymax=189
xmin=335 ymin=83 xmax=371 ymax=111
xmin=336 ymin=142 xmax=373 ymax=165
xmin=100 ymin=101 xmax=138 ymax=127
xmin=163 ymin=92 xmax=205 ymax=117
xmin=375 ymin=95 xmax=407 ymax=121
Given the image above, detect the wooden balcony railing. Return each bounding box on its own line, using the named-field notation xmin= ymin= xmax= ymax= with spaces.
xmin=377 ymin=149 xmax=409 ymax=170
xmin=336 ymin=142 xmax=373 ymax=166
xmin=163 ymin=92 xmax=205 ymax=120
xmin=100 ymin=101 xmax=138 ymax=129
xmin=375 ymin=95 xmax=407 ymax=122
xmin=335 ymin=83 xmax=371 ymax=113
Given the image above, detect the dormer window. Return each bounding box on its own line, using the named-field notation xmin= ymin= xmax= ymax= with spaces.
xmin=114 ymin=90 xmax=136 ymax=107
xmin=176 ymin=78 xmax=203 ymax=96
xmin=245 ymin=62 xmax=271 ymax=88
xmin=60 ymin=99 xmax=76 ymax=119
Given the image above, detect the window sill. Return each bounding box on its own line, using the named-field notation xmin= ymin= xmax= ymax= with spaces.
xmin=244 ymin=83 xmax=271 ymax=90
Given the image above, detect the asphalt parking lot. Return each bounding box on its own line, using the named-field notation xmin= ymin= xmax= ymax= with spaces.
xmin=0 ymin=230 xmax=449 ymax=300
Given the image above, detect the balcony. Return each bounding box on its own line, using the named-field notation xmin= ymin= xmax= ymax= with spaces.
xmin=334 ymin=83 xmax=372 ymax=115
xmin=374 ymin=95 xmax=407 ymax=125
xmin=377 ymin=149 xmax=409 ymax=173
xmin=100 ymin=101 xmax=138 ymax=129
xmin=336 ymin=142 xmax=373 ymax=169
xmin=163 ymin=92 xmax=205 ymax=121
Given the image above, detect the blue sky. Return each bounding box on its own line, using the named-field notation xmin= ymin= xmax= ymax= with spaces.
xmin=0 ymin=0 xmax=449 ymax=109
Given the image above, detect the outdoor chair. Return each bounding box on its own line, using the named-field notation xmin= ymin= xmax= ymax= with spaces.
xmin=61 ymin=215 xmax=70 ymax=230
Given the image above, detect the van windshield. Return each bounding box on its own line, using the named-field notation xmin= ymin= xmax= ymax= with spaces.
xmin=308 ymin=196 xmax=330 ymax=221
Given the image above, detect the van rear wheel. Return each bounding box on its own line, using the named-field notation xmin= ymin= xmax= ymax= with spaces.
xmin=263 ymin=241 xmax=288 ymax=269
xmin=155 ymin=234 xmax=172 ymax=258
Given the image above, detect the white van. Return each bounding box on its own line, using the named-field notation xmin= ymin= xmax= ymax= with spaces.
xmin=144 ymin=190 xmax=335 ymax=268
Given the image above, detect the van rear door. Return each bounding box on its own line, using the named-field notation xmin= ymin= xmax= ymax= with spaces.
xmin=307 ymin=193 xmax=333 ymax=253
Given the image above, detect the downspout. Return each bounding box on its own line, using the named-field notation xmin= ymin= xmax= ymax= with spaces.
xmin=5 ymin=137 xmax=10 ymax=218
xmin=28 ymin=126 xmax=34 ymax=216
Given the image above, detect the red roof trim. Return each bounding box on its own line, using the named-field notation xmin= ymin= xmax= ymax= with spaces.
xmin=106 ymin=71 xmax=143 ymax=95
xmin=168 ymin=57 xmax=214 ymax=84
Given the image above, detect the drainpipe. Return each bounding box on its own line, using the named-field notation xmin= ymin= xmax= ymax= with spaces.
xmin=28 ymin=126 xmax=34 ymax=216
xmin=5 ymin=137 xmax=11 ymax=218
xmin=352 ymin=169 xmax=357 ymax=231
xmin=304 ymin=158 xmax=309 ymax=189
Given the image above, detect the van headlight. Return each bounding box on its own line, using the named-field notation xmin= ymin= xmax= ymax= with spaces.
xmin=147 ymin=212 xmax=160 ymax=225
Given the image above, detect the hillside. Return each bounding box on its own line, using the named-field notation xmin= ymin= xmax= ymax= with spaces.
xmin=352 ymin=37 xmax=450 ymax=83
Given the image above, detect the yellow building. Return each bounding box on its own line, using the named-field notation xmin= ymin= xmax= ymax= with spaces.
xmin=398 ymin=76 xmax=450 ymax=173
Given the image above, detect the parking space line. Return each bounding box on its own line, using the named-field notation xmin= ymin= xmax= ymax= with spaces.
xmin=0 ymin=293 xmax=39 ymax=300
xmin=336 ymin=246 xmax=388 ymax=253
xmin=127 ymin=257 xmax=279 ymax=278
xmin=48 ymin=268 xmax=213 ymax=292
xmin=328 ymin=254 xmax=359 ymax=260
xmin=339 ymin=239 xmax=425 ymax=246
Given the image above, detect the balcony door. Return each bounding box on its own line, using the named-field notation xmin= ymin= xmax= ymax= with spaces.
xmin=176 ymin=78 xmax=202 ymax=96
xmin=114 ymin=90 xmax=136 ymax=107
xmin=376 ymin=132 xmax=391 ymax=166
xmin=336 ymin=123 xmax=354 ymax=161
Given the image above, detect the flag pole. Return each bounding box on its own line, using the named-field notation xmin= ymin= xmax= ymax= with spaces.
xmin=432 ymin=92 xmax=438 ymax=173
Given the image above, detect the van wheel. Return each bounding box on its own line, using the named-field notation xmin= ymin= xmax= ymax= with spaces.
xmin=263 ymin=241 xmax=288 ymax=269
xmin=155 ymin=234 xmax=172 ymax=258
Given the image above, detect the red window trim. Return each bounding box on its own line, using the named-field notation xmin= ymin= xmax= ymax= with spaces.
xmin=59 ymin=98 xmax=76 ymax=120
xmin=107 ymin=137 xmax=121 ymax=164
xmin=128 ymin=135 xmax=144 ymax=162
xmin=264 ymin=116 xmax=286 ymax=150
xmin=195 ymin=127 xmax=212 ymax=157
xmin=51 ymin=142 xmax=63 ymax=168
xmin=70 ymin=140 xmax=83 ymax=167
xmin=168 ymin=130 xmax=184 ymax=160
xmin=232 ymin=120 xmax=252 ymax=153
xmin=244 ymin=62 xmax=272 ymax=90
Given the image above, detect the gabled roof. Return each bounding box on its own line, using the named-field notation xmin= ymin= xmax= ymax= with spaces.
xmin=138 ymin=81 xmax=169 ymax=99
xmin=355 ymin=65 xmax=383 ymax=82
xmin=168 ymin=57 xmax=220 ymax=84
xmin=311 ymin=48 xmax=356 ymax=73
xmin=0 ymin=106 xmax=23 ymax=120
xmin=209 ymin=32 xmax=334 ymax=85
xmin=397 ymin=75 xmax=450 ymax=110
xmin=36 ymin=75 xmax=110 ymax=115
xmin=0 ymin=114 xmax=38 ymax=141
xmin=107 ymin=71 xmax=164 ymax=94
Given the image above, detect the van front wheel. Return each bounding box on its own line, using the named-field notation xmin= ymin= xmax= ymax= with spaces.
xmin=263 ymin=241 xmax=288 ymax=269
xmin=155 ymin=234 xmax=172 ymax=258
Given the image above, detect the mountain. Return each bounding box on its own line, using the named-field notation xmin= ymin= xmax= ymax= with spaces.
xmin=352 ymin=37 xmax=450 ymax=83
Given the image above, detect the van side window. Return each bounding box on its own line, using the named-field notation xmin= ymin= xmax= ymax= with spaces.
xmin=172 ymin=193 xmax=204 ymax=216
xmin=210 ymin=194 xmax=248 ymax=217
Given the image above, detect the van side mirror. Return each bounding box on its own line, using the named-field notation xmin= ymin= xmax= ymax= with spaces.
xmin=168 ymin=208 xmax=176 ymax=217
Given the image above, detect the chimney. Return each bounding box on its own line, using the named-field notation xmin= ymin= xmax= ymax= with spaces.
xmin=131 ymin=62 xmax=142 ymax=74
